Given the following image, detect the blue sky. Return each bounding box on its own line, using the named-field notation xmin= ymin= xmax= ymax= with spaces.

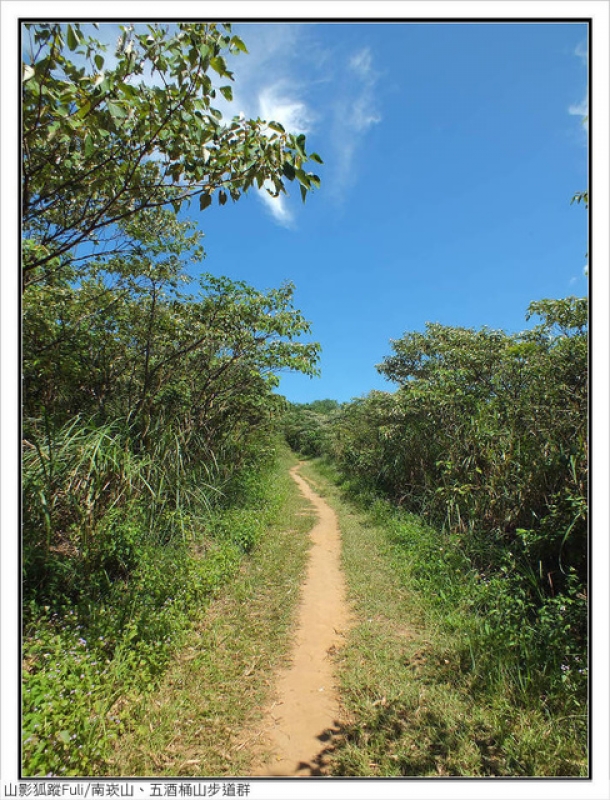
xmin=181 ymin=21 xmax=589 ymax=404
xmin=20 ymin=18 xmax=590 ymax=405
xmin=20 ymin=20 xmax=590 ymax=404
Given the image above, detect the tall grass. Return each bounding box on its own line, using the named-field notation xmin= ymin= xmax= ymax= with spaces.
xmin=21 ymin=410 xmax=283 ymax=776
xmin=303 ymin=458 xmax=587 ymax=776
xmin=22 ymin=415 xmax=225 ymax=606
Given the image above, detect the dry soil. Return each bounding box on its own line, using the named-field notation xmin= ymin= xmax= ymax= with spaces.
xmin=251 ymin=464 xmax=351 ymax=776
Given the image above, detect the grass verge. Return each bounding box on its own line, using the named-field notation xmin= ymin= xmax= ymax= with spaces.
xmin=109 ymin=447 xmax=314 ymax=776
xmin=298 ymin=458 xmax=588 ymax=777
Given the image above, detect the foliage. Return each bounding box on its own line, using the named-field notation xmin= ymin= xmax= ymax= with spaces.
xmin=21 ymin=21 xmax=323 ymax=777
xmin=22 ymin=22 xmax=322 ymax=287
xmin=331 ymin=298 xmax=588 ymax=588
xmin=299 ymin=459 xmax=587 ymax=777
xmin=281 ymin=398 xmax=340 ymax=457
xmin=321 ymin=296 xmax=588 ymax=727
xmin=22 ymin=21 xmax=322 ymax=563
xmin=23 ymin=261 xmax=320 ymax=607
xmin=571 ymin=191 xmax=588 ymax=209
xmin=110 ymin=446 xmax=315 ymax=777
xmin=22 ymin=447 xmax=293 ymax=776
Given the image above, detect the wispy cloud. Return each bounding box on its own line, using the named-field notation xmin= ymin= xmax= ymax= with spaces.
xmin=258 ymin=83 xmax=314 ymax=134
xmin=222 ymin=25 xmax=321 ymax=227
xmin=255 ymin=83 xmax=317 ymax=227
xmin=258 ymin=181 xmax=294 ymax=228
xmin=574 ymin=41 xmax=588 ymax=66
xmin=569 ymin=264 xmax=588 ymax=285
xmin=568 ymin=96 xmax=589 ymax=126
xmin=224 ymin=26 xmax=384 ymax=220
xmin=347 ymin=48 xmax=382 ymax=131
xmin=329 ymin=46 xmax=382 ymax=202
xmin=569 ymin=41 xmax=589 ymax=135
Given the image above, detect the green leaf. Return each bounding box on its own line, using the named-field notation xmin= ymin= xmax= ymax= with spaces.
xmin=107 ymin=101 xmax=127 ymax=119
xmin=58 ymin=731 xmax=71 ymax=745
xmin=66 ymin=25 xmax=79 ymax=52
xmin=230 ymin=36 xmax=248 ymax=54
xmin=300 ymin=184 xmax=307 ymax=203
xmin=309 ymin=152 xmax=324 ymax=165
xmin=209 ymin=56 xmax=227 ymax=76
xmin=22 ymin=22 xmax=324 ymax=286
xmin=46 ymin=121 xmax=61 ymax=140
xmin=119 ymin=83 xmax=139 ymax=99
xmin=84 ymin=134 xmax=94 ymax=157
xmin=75 ymin=100 xmax=91 ymax=119
xmin=295 ymin=168 xmax=311 ymax=188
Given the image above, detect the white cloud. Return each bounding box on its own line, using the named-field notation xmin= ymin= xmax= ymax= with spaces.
xmin=569 ymin=95 xmax=589 ymax=128
xmin=218 ymin=27 xmax=384 ymax=218
xmin=569 ymin=41 xmax=589 ymax=134
xmin=221 ymin=25 xmax=320 ymax=227
xmin=349 ymin=48 xmax=374 ymax=77
xmin=259 ymin=180 xmax=294 ymax=228
xmin=253 ymin=83 xmax=313 ymax=224
xmin=574 ymin=41 xmax=588 ymax=66
xmin=258 ymin=83 xmax=314 ymax=134
xmin=350 ymin=96 xmax=382 ymax=132
xmin=569 ymin=264 xmax=588 ymax=286
xmin=329 ymin=46 xmax=382 ymax=201
xmin=347 ymin=47 xmax=381 ymax=131
xmin=569 ymin=98 xmax=588 ymax=117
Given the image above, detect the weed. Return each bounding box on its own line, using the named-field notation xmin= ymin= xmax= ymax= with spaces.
xmin=300 ymin=459 xmax=588 ymax=777
xmin=109 ymin=447 xmax=314 ymax=776
xmin=22 ymin=443 xmax=297 ymax=776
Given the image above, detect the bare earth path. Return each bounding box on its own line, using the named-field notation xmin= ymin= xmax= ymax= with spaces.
xmin=251 ymin=463 xmax=351 ymax=776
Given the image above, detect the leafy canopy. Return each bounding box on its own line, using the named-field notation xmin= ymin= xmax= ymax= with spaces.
xmin=22 ymin=22 xmax=322 ymax=286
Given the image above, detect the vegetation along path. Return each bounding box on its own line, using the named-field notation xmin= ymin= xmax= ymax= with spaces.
xmin=251 ymin=464 xmax=351 ymax=776
xmin=108 ymin=450 xmax=586 ymax=777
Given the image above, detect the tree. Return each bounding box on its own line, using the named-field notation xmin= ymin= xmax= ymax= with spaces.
xmin=282 ymin=400 xmax=340 ymax=457
xmin=332 ymin=300 xmax=587 ymax=592
xmin=24 ymin=223 xmax=320 ymax=436
xmin=22 ymin=22 xmax=322 ymax=287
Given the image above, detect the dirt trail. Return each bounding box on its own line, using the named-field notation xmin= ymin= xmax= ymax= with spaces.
xmin=251 ymin=464 xmax=351 ymax=776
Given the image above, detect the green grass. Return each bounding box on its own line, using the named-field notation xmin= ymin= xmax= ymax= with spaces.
xmin=25 ymin=447 xmax=586 ymax=777
xmin=108 ymin=447 xmax=315 ymax=776
xmin=22 ymin=444 xmax=314 ymax=777
xmin=298 ymin=458 xmax=588 ymax=777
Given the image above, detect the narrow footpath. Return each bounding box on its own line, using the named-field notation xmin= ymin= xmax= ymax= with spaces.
xmin=251 ymin=464 xmax=352 ymax=776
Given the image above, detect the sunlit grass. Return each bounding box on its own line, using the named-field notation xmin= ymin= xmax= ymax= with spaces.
xmin=109 ymin=447 xmax=315 ymax=776
xmin=22 ymin=444 xmax=314 ymax=777
xmin=299 ymin=458 xmax=588 ymax=777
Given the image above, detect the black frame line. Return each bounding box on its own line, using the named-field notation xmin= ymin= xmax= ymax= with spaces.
xmin=16 ymin=13 xmax=593 ymax=784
